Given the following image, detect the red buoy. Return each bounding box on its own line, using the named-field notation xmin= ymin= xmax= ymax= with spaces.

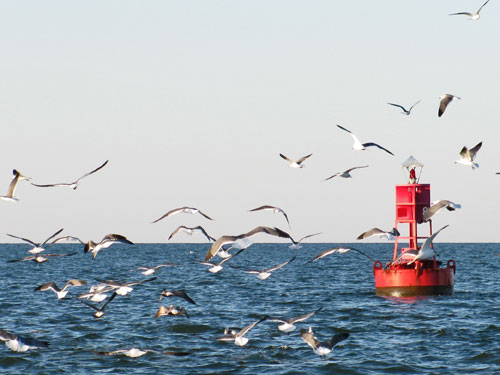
xmin=373 ymin=157 xmax=455 ymax=297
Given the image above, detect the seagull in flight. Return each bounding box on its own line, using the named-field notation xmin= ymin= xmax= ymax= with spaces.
xmin=307 ymin=247 xmax=374 ymax=264
xmin=152 ymin=207 xmax=214 ymax=223
xmin=198 ymin=248 xmax=247 ymax=273
xmin=421 ymin=200 xmax=461 ymax=223
xmin=455 ymin=142 xmax=482 ymax=169
xmin=1 ymin=169 xmax=31 ymax=202
xmin=449 ymin=0 xmax=490 ymax=20
xmin=136 ymin=263 xmax=175 ymax=275
xmin=30 ymin=160 xmax=108 ymax=190
xmin=270 ymin=307 xmax=322 ymax=333
xmin=0 ymin=328 xmax=49 ymax=352
xmin=7 ymin=252 xmax=76 ymax=264
xmin=323 ymin=166 xmax=368 ymax=181
xmin=357 ymin=227 xmax=400 ymax=240
xmin=249 ymin=205 xmax=291 ymax=228
xmin=336 ymin=125 xmax=394 ymax=155
xmin=387 ymin=100 xmax=421 ymax=115
xmin=159 ymin=289 xmax=197 ymax=305
xmin=79 ymin=292 xmax=118 ymax=318
xmin=7 ymin=228 xmax=64 ymax=254
xmin=35 ymin=279 xmax=87 ymax=299
xmin=438 ymin=94 xmax=461 ymax=117
xmin=168 ymin=225 xmax=215 ymax=242
xmin=95 ymin=277 xmax=156 ymax=296
xmin=236 ymin=256 xmax=296 ymax=280
xmin=300 ymin=327 xmax=349 ymax=356
xmin=154 ymin=305 xmax=189 ymax=318
xmin=393 ymin=225 xmax=449 ymax=265
xmin=279 ymin=153 xmax=312 ymax=168
xmin=83 ymin=234 xmax=134 ymax=259
xmin=288 ymin=232 xmax=322 ymax=249
xmin=217 ymin=317 xmax=267 ymax=346
xmin=94 ymin=348 xmax=190 ymax=357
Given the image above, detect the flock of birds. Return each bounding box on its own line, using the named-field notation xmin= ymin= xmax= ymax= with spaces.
xmin=0 ymin=0 xmax=496 ymax=364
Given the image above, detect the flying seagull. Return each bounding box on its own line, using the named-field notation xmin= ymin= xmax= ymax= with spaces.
xmin=198 ymin=248 xmax=247 ymax=273
xmin=307 ymin=247 xmax=374 ymax=264
xmin=159 ymin=289 xmax=197 ymax=305
xmin=449 ymin=0 xmax=490 ymax=20
xmin=152 ymin=207 xmax=214 ymax=223
xmin=455 ymin=142 xmax=482 ymax=169
xmin=336 ymin=125 xmax=394 ymax=155
xmin=168 ymin=225 xmax=215 ymax=242
xmin=300 ymin=327 xmax=349 ymax=356
xmin=421 ymin=200 xmax=461 ymax=223
xmin=236 ymin=256 xmax=296 ymax=280
xmin=249 ymin=205 xmax=290 ymax=228
xmin=438 ymin=94 xmax=461 ymax=117
xmin=79 ymin=291 xmax=118 ymax=318
xmin=136 ymin=263 xmax=176 ymax=275
xmin=1 ymin=169 xmax=31 ymax=202
xmin=7 ymin=228 xmax=64 ymax=254
xmin=154 ymin=305 xmax=189 ymax=318
xmin=387 ymin=100 xmax=421 ymax=115
xmin=94 ymin=348 xmax=190 ymax=357
xmin=95 ymin=277 xmax=156 ymax=296
xmin=30 ymin=160 xmax=109 ymax=190
xmin=288 ymin=232 xmax=322 ymax=249
xmin=323 ymin=166 xmax=369 ymax=181
xmin=270 ymin=307 xmax=323 ymax=333
xmin=217 ymin=317 xmax=267 ymax=346
xmin=7 ymin=252 xmax=76 ymax=264
xmin=84 ymin=234 xmax=134 ymax=259
xmin=357 ymin=227 xmax=400 ymax=240
xmin=35 ymin=279 xmax=87 ymax=299
xmin=0 ymin=328 xmax=49 ymax=352
xmin=279 ymin=153 xmax=312 ymax=168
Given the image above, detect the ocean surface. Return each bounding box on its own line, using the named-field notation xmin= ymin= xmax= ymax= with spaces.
xmin=0 ymin=242 xmax=499 ymax=374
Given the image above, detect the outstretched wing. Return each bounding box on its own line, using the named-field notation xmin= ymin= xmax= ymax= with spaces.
xmin=362 ymin=142 xmax=394 ymax=156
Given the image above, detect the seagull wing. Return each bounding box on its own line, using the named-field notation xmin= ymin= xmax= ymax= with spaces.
xmin=50 ymin=236 xmax=84 ymax=244
xmin=421 ymin=225 xmax=449 ymax=251
xmin=35 ymin=281 xmax=60 ymax=293
xmin=74 ymin=160 xmax=109 ymax=183
xmin=40 ymin=228 xmax=65 ymax=247
xmin=6 ymin=233 xmax=38 ymax=247
xmin=300 ymin=329 xmax=319 ymax=350
xmin=197 ymin=209 xmax=214 ymax=220
xmin=279 ymin=153 xmax=293 ymax=163
xmin=345 ymin=165 xmax=369 ymax=174
xmin=449 ymin=12 xmax=473 ymax=16
xmin=102 ymin=234 xmax=134 ymax=245
xmin=296 ymin=232 xmax=322 ymax=244
xmin=326 ymin=333 xmax=350 ymax=349
xmin=194 ymin=226 xmax=216 ymax=242
xmin=337 ymin=124 xmax=362 ymax=146
xmin=323 ymin=172 xmax=341 ymax=181
xmin=409 ymin=100 xmax=422 ymax=111
xmin=249 ymin=205 xmax=275 ymax=212
xmin=296 ymin=154 xmax=312 ymax=164
xmin=387 ymin=103 xmax=408 ymax=112
xmin=362 ymin=142 xmax=394 ymax=156
xmin=438 ymin=96 xmax=453 ymax=117
xmin=264 ymin=256 xmax=296 ymax=273
xmin=205 ymin=235 xmax=237 ymax=261
xmin=307 ymin=248 xmax=341 ymax=263
xmin=0 ymin=328 xmax=17 ymax=341
xmin=237 ymin=317 xmax=266 ymax=337
xmin=289 ymin=307 xmax=323 ymax=324
xmin=357 ymin=228 xmax=384 ymax=240
xmin=151 ymin=208 xmax=183 ymax=223
xmin=468 ymin=142 xmax=482 ymax=160
xmin=477 ymin=0 xmax=490 ymax=14
xmin=173 ymin=290 xmax=197 ymax=305
xmin=168 ymin=226 xmax=186 ymax=240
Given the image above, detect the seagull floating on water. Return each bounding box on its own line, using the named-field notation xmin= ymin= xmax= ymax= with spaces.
xmin=0 ymin=328 xmax=49 ymax=352
xmin=7 ymin=228 xmax=64 ymax=254
xmin=236 ymin=256 xmax=296 ymax=280
xmin=449 ymin=0 xmax=490 ymax=20
xmin=307 ymin=247 xmax=374 ymax=264
xmin=168 ymin=225 xmax=215 ymax=242
xmin=337 ymin=125 xmax=394 ymax=155
xmin=438 ymin=94 xmax=461 ymax=117
xmin=279 ymin=153 xmax=312 ymax=168
xmin=455 ymin=141 xmax=482 ymax=169
xmin=357 ymin=227 xmax=400 ymax=240
xmin=217 ymin=317 xmax=267 ymax=347
xmin=159 ymin=289 xmax=197 ymax=305
xmin=1 ymin=169 xmax=30 ymax=202
xmin=270 ymin=307 xmax=322 ymax=333
xmin=249 ymin=205 xmax=291 ymax=228
xmin=421 ymin=200 xmax=461 ymax=223
xmin=35 ymin=279 xmax=87 ymax=299
xmin=323 ymin=166 xmax=369 ymax=181
xmin=300 ymin=327 xmax=349 ymax=356
xmin=387 ymin=100 xmax=421 ymax=115
xmin=31 ymin=160 xmax=108 ymax=190
xmin=152 ymin=207 xmax=214 ymax=223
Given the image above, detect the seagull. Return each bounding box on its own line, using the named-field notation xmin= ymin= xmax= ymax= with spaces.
xmin=0 ymin=328 xmax=49 ymax=352
xmin=237 ymin=256 xmax=296 ymax=280
xmin=154 ymin=305 xmax=189 ymax=318
xmin=279 ymin=153 xmax=312 ymax=168
xmin=78 ymin=283 xmax=112 ymax=302
xmin=95 ymin=277 xmax=156 ymax=296
xmin=6 ymin=228 xmax=64 ymax=254
xmin=205 ymin=226 xmax=294 ymax=262
xmin=455 ymin=142 xmax=482 ymax=169
xmin=152 ymin=207 xmax=214 ymax=223
xmin=79 ymin=292 xmax=118 ymax=318
xmin=438 ymin=94 xmax=461 ymax=117
xmin=249 ymin=205 xmax=291 ymax=228
xmin=270 ymin=307 xmax=322 ymax=333
xmin=300 ymin=327 xmax=349 ymax=356
xmin=217 ymin=317 xmax=266 ymax=347
xmin=1 ymin=169 xmax=31 ymax=202
xmin=357 ymin=227 xmax=400 ymax=240
xmin=168 ymin=225 xmax=215 ymax=242
xmin=94 ymin=348 xmax=156 ymax=358
xmin=199 ymin=248 xmax=247 ymax=273
xmin=159 ymin=290 xmax=197 ymax=305
xmin=421 ymin=200 xmax=461 ymax=223
xmin=30 ymin=160 xmax=109 ymax=190
xmin=307 ymin=247 xmax=374 ymax=264
xmin=288 ymin=232 xmax=322 ymax=249
xmin=449 ymin=0 xmax=490 ymax=20
xmin=35 ymin=279 xmax=87 ymax=299
xmin=323 ymin=166 xmax=369 ymax=181
xmin=84 ymin=234 xmax=134 ymax=259
xmin=336 ymin=125 xmax=394 ymax=155
xmin=395 ymin=225 xmax=449 ymax=265
xmin=7 ymin=252 xmax=76 ymax=263
xmin=387 ymin=100 xmax=421 ymax=115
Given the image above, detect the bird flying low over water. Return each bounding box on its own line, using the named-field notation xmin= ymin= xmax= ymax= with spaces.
xmin=7 ymin=252 xmax=76 ymax=264
xmin=136 ymin=263 xmax=176 ymax=275
xmin=387 ymin=100 xmax=421 ymax=115
xmin=198 ymin=248 xmax=247 ymax=273
xmin=35 ymin=279 xmax=87 ymax=299
xmin=279 ymin=153 xmax=312 ymax=168
xmin=336 ymin=125 xmax=394 ymax=155
xmin=95 ymin=277 xmax=156 ymax=296
xmin=438 ymin=94 xmax=461 ymax=117
xmin=93 ymin=348 xmax=190 ymax=357
xmin=357 ymin=227 xmax=400 ymax=241
xmin=249 ymin=205 xmax=291 ymax=228
xmin=168 ymin=225 xmax=215 ymax=242
xmin=83 ymin=234 xmax=134 ymax=259
xmin=270 ymin=307 xmax=323 ymax=333
xmin=449 ymin=0 xmax=490 ymax=20
xmin=421 ymin=200 xmax=461 ymax=223
xmin=1 ymin=169 xmax=31 ymax=202
xmin=0 ymin=328 xmax=49 ymax=352
xmin=455 ymin=142 xmax=482 ymax=169
xmin=235 ymin=256 xmax=296 ymax=280
xmin=288 ymin=232 xmax=322 ymax=249
xmin=30 ymin=160 xmax=108 ymax=190
xmin=7 ymin=228 xmax=64 ymax=254
xmin=152 ymin=207 xmax=214 ymax=223
xmin=300 ymin=327 xmax=349 ymax=356
xmin=217 ymin=317 xmax=267 ymax=347
xmin=154 ymin=305 xmax=189 ymax=318
xmin=79 ymin=291 xmax=118 ymax=318
xmin=323 ymin=166 xmax=368 ymax=181
xmin=307 ymin=247 xmax=374 ymax=264
xmin=159 ymin=289 xmax=197 ymax=305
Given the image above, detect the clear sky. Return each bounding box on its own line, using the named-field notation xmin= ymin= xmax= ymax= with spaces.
xmin=1 ymin=1 xmax=499 ymax=244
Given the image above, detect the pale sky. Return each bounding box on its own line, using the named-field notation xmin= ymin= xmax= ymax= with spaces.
xmin=1 ymin=1 xmax=499 ymax=244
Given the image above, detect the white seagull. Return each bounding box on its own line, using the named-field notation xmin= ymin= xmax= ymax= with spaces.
xmin=79 ymin=292 xmax=118 ymax=318
xmin=323 ymin=166 xmax=369 ymax=181
xmin=199 ymin=248 xmax=246 ymax=273
xmin=168 ymin=225 xmax=215 ymax=242
xmin=387 ymin=100 xmax=421 ymax=115
xmin=438 ymin=94 xmax=461 ymax=117
xmin=94 ymin=348 xmax=156 ymax=358
xmin=306 ymin=247 xmax=374 ymax=264
xmin=238 ymin=256 xmax=296 ymax=280
xmin=35 ymin=279 xmax=87 ymax=299
xmin=84 ymin=234 xmax=134 ymax=259
xmin=95 ymin=277 xmax=156 ymax=296
xmin=300 ymin=328 xmax=349 ymax=356
xmin=449 ymin=0 xmax=490 ymax=20
xmin=455 ymin=142 xmax=482 ymax=169
xmin=136 ymin=263 xmax=176 ymax=275
xmin=159 ymin=290 xmax=197 ymax=305
xmin=279 ymin=153 xmax=312 ymax=168
xmin=217 ymin=317 xmax=266 ymax=347
xmin=1 ymin=169 xmax=31 ymax=202
xmin=154 ymin=305 xmax=189 ymax=318
xmin=30 ymin=160 xmax=108 ymax=190
xmin=270 ymin=307 xmax=322 ymax=333
xmin=0 ymin=328 xmax=49 ymax=352
xmin=288 ymin=232 xmax=322 ymax=249
xmin=357 ymin=227 xmax=400 ymax=240
xmin=152 ymin=207 xmax=214 ymax=223
xmin=336 ymin=125 xmax=394 ymax=155
xmin=249 ymin=205 xmax=291 ymax=228
xmin=401 ymin=225 xmax=449 ymax=265
xmin=7 ymin=252 xmax=76 ymax=264
xmin=421 ymin=200 xmax=461 ymax=223
xmin=7 ymin=228 xmax=64 ymax=254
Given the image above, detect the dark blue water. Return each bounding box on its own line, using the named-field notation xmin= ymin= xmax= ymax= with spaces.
xmin=1 ymin=243 xmax=499 ymax=374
